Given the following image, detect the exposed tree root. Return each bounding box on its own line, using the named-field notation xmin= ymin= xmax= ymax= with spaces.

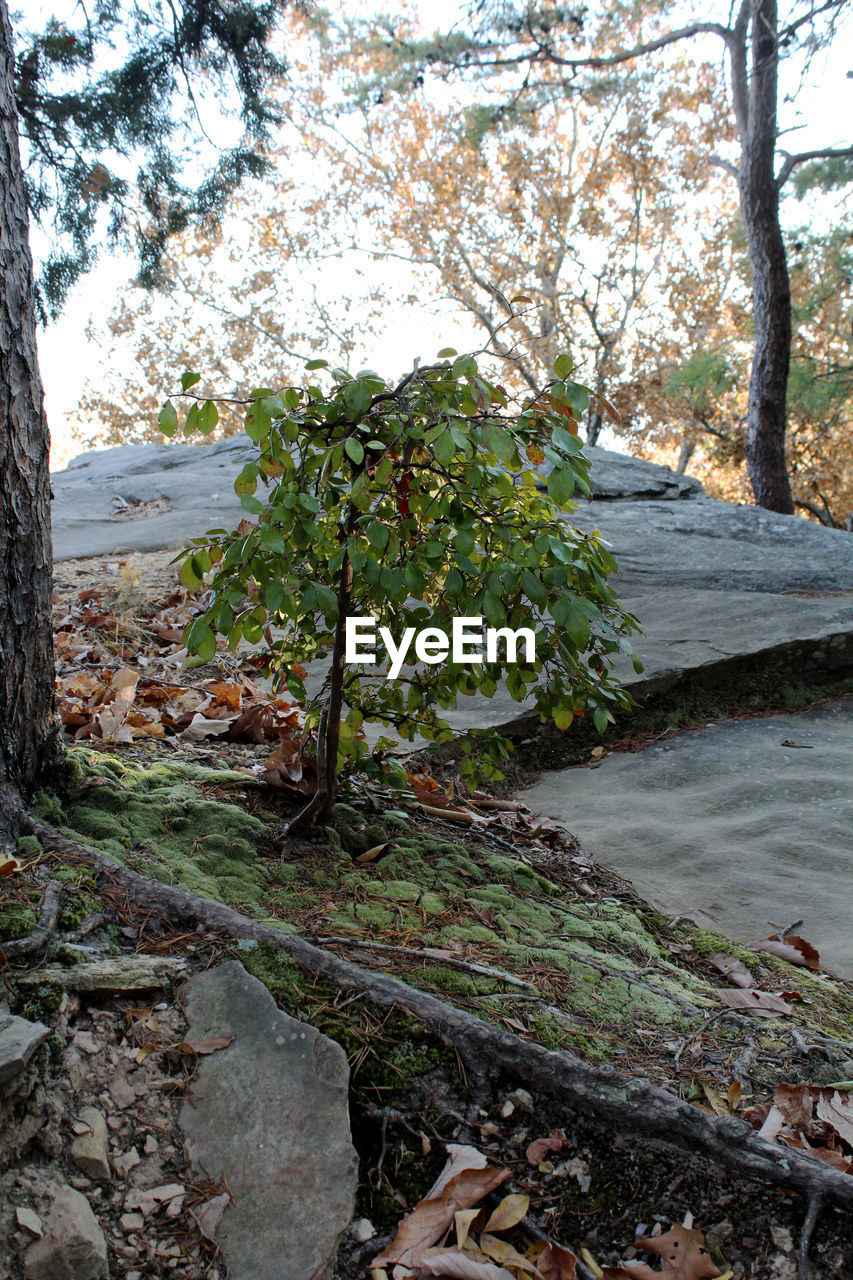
xmin=798 ymin=1190 xmax=824 ymax=1280
xmin=0 ymin=878 xmax=62 ymax=960
xmin=4 ymin=786 xmax=852 ymax=1219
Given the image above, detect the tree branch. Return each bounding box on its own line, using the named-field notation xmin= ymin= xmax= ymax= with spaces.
xmin=777 ymin=145 xmax=853 ymax=188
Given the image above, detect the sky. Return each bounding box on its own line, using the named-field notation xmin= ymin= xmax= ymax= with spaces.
xmin=24 ymin=0 xmax=853 ymax=469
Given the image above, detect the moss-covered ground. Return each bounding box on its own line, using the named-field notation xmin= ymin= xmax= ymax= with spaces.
xmin=16 ymin=744 xmax=852 ymax=1092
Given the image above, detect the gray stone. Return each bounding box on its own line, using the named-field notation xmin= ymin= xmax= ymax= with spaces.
xmin=23 ymin=1182 xmax=108 ymax=1280
xmin=521 ymin=697 xmax=853 ymax=977
xmin=69 ymin=1108 xmax=111 ymax=1182
xmin=178 ymin=960 xmax=358 ymax=1280
xmin=52 ymin=436 xmax=254 ymax=561
xmin=16 ymin=954 xmax=189 ymax=993
xmin=51 ymin=441 xmax=853 ymax=735
xmin=0 ymin=1012 xmax=50 ymax=1084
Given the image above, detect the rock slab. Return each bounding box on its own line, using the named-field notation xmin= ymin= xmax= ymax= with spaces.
xmin=521 ymin=697 xmax=853 ymax=977
xmin=0 ymin=1012 xmax=50 ymax=1084
xmin=178 ymin=959 xmax=358 ymax=1280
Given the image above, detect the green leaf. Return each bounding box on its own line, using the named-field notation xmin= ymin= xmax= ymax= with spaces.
xmin=553 ymin=704 xmax=574 ymax=731
xmin=305 ymin=358 xmax=328 ymax=370
xmin=554 ymin=354 xmax=573 ymax=379
xmin=521 ymin=570 xmax=547 ymax=607
xmin=186 ymin=619 xmax=216 ymax=662
xmin=234 ymin=464 xmax=258 ymax=497
xmin=260 ymin=525 xmax=286 ymax=554
xmin=366 ymin=520 xmax=389 ymax=551
xmin=444 ymin=567 xmax=465 ymax=596
xmin=344 ymin=437 xmax=365 ymax=465
xmin=437 ymin=347 xmax=458 ymax=358
xmin=344 ymin=380 xmax=373 ymax=420
xmin=158 ymin=400 xmax=178 ymax=437
xmin=593 ymin=706 xmax=610 ymax=734
xmin=483 ymin=422 xmax=516 ymax=464
xmin=455 ymin=528 xmax=475 ymax=555
xmin=181 ymin=371 xmax=201 ymax=391
xmin=351 ymin=473 xmax=372 ymax=511
xmin=245 ymin=400 xmax=272 ymax=443
xmin=451 ymin=354 xmax=478 ymax=379
xmin=403 ymin=563 xmax=426 ymax=595
xmin=434 ymin=430 xmax=455 ymax=465
xmin=547 ymin=466 xmax=575 ymax=506
xmin=197 ymin=400 xmax=219 ymax=435
xmin=183 ymin=403 xmax=199 ymax=437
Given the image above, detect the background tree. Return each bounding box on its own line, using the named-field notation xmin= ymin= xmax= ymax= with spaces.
xmin=1 ymin=0 xmax=288 ymax=805
xmin=342 ymin=0 xmax=853 ymax=514
xmin=15 ymin=0 xmax=287 ymax=315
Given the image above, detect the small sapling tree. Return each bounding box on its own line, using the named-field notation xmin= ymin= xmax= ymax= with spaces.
xmin=161 ymin=350 xmax=640 ymax=831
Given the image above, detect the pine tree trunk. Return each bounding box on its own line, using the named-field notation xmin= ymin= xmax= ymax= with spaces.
xmin=738 ymin=0 xmax=794 ymax=514
xmin=0 ymin=0 xmax=56 ymax=794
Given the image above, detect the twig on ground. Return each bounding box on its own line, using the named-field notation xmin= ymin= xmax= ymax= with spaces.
xmin=314 ymin=935 xmax=540 ymax=990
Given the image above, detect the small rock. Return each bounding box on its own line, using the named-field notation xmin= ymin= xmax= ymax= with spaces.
xmin=24 ymin=1182 xmax=108 ymax=1280
xmin=120 ymin=1212 xmax=145 ymax=1232
xmin=193 ymin=1192 xmax=231 ymax=1240
xmin=505 ymin=1088 xmax=534 ymax=1112
xmin=72 ymin=1031 xmax=100 ymax=1055
xmin=110 ymin=1074 xmax=136 ymax=1110
xmin=770 ymin=1225 xmax=794 ymax=1254
xmin=113 ymin=1147 xmax=141 ymax=1177
xmin=143 ymin=1134 xmax=159 ymax=1156
xmin=500 ymin=1099 xmax=515 ymax=1118
xmin=69 ymin=1108 xmax=111 ymax=1182
xmin=350 ymin=1218 xmax=376 ymax=1243
xmin=0 ymin=1011 xmax=50 ymax=1084
xmin=124 ymin=1182 xmax=186 ymax=1217
xmin=15 ymin=1205 xmax=44 ymax=1237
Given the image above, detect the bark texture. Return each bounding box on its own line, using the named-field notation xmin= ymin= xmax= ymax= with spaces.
xmin=737 ymin=0 xmax=794 ymax=514
xmin=0 ymin=0 xmax=55 ymax=791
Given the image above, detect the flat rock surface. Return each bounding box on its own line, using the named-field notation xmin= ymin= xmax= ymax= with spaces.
xmin=0 ymin=1012 xmax=50 ymax=1084
xmin=521 ymin=698 xmax=853 ymax=977
xmin=52 ymin=441 xmax=853 ymax=720
xmin=178 ymin=960 xmax=358 ymax=1280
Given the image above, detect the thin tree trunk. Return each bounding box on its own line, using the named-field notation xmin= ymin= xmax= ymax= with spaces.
xmin=285 ymin=528 xmax=354 ymax=833
xmin=738 ymin=0 xmax=794 ymax=513
xmin=0 ymin=0 xmax=56 ymax=794
xmin=676 ymin=438 xmax=696 ymax=474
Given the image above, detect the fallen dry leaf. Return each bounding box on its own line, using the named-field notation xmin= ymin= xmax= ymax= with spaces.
xmin=816 ymin=1091 xmax=853 ymax=1149
xmin=754 ymin=934 xmax=821 ymax=970
xmin=482 ymin=1193 xmax=529 ymax=1233
xmin=716 ymin=989 xmax=792 ymax=1017
xmin=418 ymin=1249 xmax=515 ymax=1278
xmin=0 ymin=855 xmax=21 ymax=877
xmin=525 ymin=1131 xmax=566 ymax=1165
xmin=175 ymin=1035 xmax=234 ymax=1056
xmin=373 ymin=1146 xmax=510 ymax=1271
xmin=613 ymin=1225 xmax=721 ymax=1279
xmin=707 ymin=954 xmax=753 ymax=989
xmin=537 ymin=1240 xmax=578 ymax=1279
xmin=478 ymin=1233 xmax=540 ymax=1273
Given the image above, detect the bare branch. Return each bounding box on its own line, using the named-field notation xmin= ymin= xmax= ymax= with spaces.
xmin=777 ymin=145 xmax=853 ymax=188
